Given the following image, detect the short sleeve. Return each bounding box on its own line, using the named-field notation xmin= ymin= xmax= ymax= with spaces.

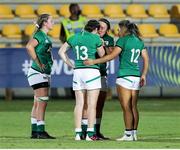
xmin=67 ymin=35 xmax=74 ymax=47
xmin=141 ymin=42 xmax=145 ymax=50
xmin=108 ymin=37 xmax=114 ymax=47
xmin=115 ymin=37 xmax=124 ymax=49
xmin=96 ymin=35 xmax=102 ymax=48
xmin=33 ymin=32 xmax=42 ymax=43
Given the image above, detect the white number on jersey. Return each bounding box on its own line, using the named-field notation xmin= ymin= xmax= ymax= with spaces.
xmin=75 ymin=46 xmax=88 ymax=60
xmin=130 ymin=48 xmax=140 ymax=63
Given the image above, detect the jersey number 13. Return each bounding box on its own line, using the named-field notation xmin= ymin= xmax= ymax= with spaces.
xmin=75 ymin=46 xmax=88 ymax=60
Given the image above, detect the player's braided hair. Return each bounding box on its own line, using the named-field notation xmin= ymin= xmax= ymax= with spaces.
xmin=118 ymin=20 xmax=141 ymax=39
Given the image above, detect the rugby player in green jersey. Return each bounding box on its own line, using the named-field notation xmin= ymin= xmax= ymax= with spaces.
xmin=26 ymin=14 xmax=55 ymax=139
xmin=59 ymin=20 xmax=105 ymax=141
xmin=84 ymin=20 xmax=149 ymax=141
xmin=82 ymin=18 xmax=114 ymax=140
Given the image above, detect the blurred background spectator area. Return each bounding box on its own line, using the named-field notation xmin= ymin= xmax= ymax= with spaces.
xmin=0 ymin=0 xmax=179 ymax=47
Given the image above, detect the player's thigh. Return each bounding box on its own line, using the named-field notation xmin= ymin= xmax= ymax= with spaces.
xmin=87 ymin=89 xmax=100 ymax=107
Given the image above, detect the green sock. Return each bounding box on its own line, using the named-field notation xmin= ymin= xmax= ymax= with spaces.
xmin=37 ymin=124 xmax=45 ymax=132
xmin=94 ymin=124 xmax=100 ymax=134
xmin=81 ymin=124 xmax=87 ymax=133
xmin=76 ymin=131 xmax=83 ymax=136
xmin=87 ymin=128 xmax=95 ymax=137
xmin=31 ymin=117 xmax=37 ymax=132
xmin=87 ymin=131 xmax=94 ymax=137
xmin=31 ymin=124 xmax=37 ymax=132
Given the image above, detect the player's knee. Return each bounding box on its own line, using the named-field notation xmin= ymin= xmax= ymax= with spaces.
xmin=37 ymin=96 xmax=49 ymax=101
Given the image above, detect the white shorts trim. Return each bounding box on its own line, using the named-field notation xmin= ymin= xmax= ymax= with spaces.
xmin=116 ymin=76 xmax=140 ymax=90
xmin=27 ymin=68 xmax=50 ymax=86
xmin=73 ymin=68 xmax=101 ymax=90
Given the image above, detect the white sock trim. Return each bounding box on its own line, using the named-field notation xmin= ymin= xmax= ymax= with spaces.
xmin=31 ymin=117 xmax=37 ymax=124
xmin=87 ymin=128 xmax=94 ymax=132
xmin=81 ymin=118 xmax=88 ymax=125
xmin=75 ymin=128 xmax=82 ymax=132
xmin=37 ymin=120 xmax=45 ymax=125
xmin=133 ymin=130 xmax=137 ymax=134
xmin=125 ymin=130 xmax=133 ymax=135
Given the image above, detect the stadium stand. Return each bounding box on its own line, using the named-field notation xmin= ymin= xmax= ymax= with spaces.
xmin=170 ymin=4 xmax=180 ymax=19
xmin=15 ymin=4 xmax=36 ymax=19
xmin=37 ymin=5 xmax=59 ymax=18
xmin=126 ymin=4 xmax=148 ymax=18
xmin=59 ymin=5 xmax=70 ymax=17
xmin=0 ymin=1 xmax=179 ymax=47
xmin=138 ymin=24 xmax=159 ymax=38
xmin=24 ymin=24 xmax=36 ymax=37
xmin=148 ymin=4 xmax=170 ymax=18
xmin=113 ymin=24 xmax=119 ymax=37
xmin=159 ymin=24 xmax=180 ymax=37
xmin=48 ymin=24 xmax=61 ymax=38
xmin=2 ymin=24 xmax=22 ymax=39
xmin=12 ymin=44 xmax=24 ymax=48
xmin=82 ymin=4 xmax=103 ymax=18
xmin=104 ymin=4 xmax=126 ymax=18
xmin=0 ymin=44 xmax=6 ymax=48
xmin=0 ymin=5 xmax=14 ymax=19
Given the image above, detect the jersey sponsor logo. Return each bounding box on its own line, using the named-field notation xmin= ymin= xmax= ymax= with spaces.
xmin=45 ymin=39 xmax=49 ymax=43
xmin=104 ymin=41 xmax=109 ymax=46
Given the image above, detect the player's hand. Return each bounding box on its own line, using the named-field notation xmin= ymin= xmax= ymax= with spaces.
xmin=39 ymin=63 xmax=46 ymax=72
xmin=83 ymin=59 xmax=94 ymax=66
xmin=101 ymin=38 xmax=105 ymax=46
xmin=140 ymin=75 xmax=146 ymax=87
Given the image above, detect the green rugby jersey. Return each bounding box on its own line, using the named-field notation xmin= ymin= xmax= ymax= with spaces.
xmin=31 ymin=30 xmax=53 ymax=75
xmin=98 ymin=34 xmax=114 ymax=76
xmin=67 ymin=31 xmax=102 ymax=69
xmin=116 ymin=34 xmax=144 ymax=77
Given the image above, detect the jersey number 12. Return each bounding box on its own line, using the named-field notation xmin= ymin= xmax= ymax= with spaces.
xmin=130 ymin=48 xmax=140 ymax=63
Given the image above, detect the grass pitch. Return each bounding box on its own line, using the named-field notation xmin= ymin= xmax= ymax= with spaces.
xmin=0 ymin=98 xmax=180 ymax=148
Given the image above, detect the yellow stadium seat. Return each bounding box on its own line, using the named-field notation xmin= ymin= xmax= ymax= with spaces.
xmin=170 ymin=4 xmax=180 ymax=19
xmin=82 ymin=5 xmax=103 ymax=18
xmin=15 ymin=4 xmax=36 ymax=18
xmin=13 ymin=44 xmax=24 ymax=48
xmin=2 ymin=24 xmax=22 ymax=38
xmin=59 ymin=5 xmax=70 ymax=17
xmin=159 ymin=24 xmax=180 ymax=37
xmin=0 ymin=44 xmax=6 ymax=48
xmin=113 ymin=24 xmax=119 ymax=37
xmin=126 ymin=4 xmax=148 ymax=18
xmin=148 ymin=4 xmax=169 ymax=18
xmin=48 ymin=24 xmax=61 ymax=38
xmin=37 ymin=5 xmax=58 ymax=18
xmin=0 ymin=5 xmax=14 ymax=19
xmin=24 ymin=24 xmax=36 ymax=36
xmin=104 ymin=4 xmax=125 ymax=18
xmin=138 ymin=24 xmax=159 ymax=38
